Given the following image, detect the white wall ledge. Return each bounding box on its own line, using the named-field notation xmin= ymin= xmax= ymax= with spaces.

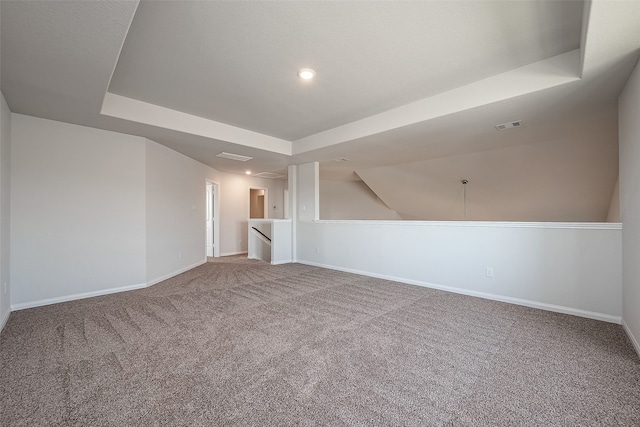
xmin=299 ymin=218 xmax=622 ymax=319
xmin=313 ymin=220 xmax=622 ymax=230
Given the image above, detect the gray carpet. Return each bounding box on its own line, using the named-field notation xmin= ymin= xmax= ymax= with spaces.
xmin=1 ymin=256 xmax=639 ymax=426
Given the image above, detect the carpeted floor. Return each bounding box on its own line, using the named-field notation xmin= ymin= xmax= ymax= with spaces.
xmin=1 ymin=256 xmax=639 ymax=426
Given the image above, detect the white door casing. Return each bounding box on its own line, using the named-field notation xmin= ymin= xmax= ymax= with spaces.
xmin=206 ymin=181 xmax=220 ymax=257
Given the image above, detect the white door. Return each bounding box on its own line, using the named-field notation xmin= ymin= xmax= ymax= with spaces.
xmin=206 ymin=183 xmax=214 ymax=257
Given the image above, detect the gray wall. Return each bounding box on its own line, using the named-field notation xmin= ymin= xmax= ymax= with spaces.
xmin=620 ymin=58 xmax=640 ymax=354
xmin=10 ymin=114 xmax=147 ymax=307
xmin=0 ymin=93 xmax=11 ymax=329
xmin=8 ymin=113 xmax=286 ymax=310
xmin=297 ymin=162 xmax=622 ymax=323
xmin=145 ymin=139 xmax=208 ymax=284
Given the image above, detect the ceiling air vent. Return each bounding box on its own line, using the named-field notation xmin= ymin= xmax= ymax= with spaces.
xmin=333 ymin=157 xmax=349 ymax=162
xmin=495 ymin=120 xmax=522 ymax=131
xmin=216 ymin=152 xmax=253 ymax=162
xmin=252 ymin=172 xmax=286 ymax=179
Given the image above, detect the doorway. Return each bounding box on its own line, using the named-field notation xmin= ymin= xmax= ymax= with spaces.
xmin=249 ymin=188 xmax=268 ymax=219
xmin=206 ymin=181 xmax=220 ymax=257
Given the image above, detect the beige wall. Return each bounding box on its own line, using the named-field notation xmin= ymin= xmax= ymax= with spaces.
xmin=607 ymin=178 xmax=620 ymax=222
xmin=250 ymin=188 xmax=265 ymax=219
xmin=320 ymin=179 xmax=400 ymax=220
xmin=356 ymin=115 xmax=619 ymax=222
xmin=211 ymin=173 xmax=285 ymax=256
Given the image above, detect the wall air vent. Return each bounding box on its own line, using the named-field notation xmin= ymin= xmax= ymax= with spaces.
xmin=216 ymin=152 xmax=253 ymax=162
xmin=252 ymin=172 xmax=286 ymax=179
xmin=495 ymin=120 xmax=522 ymax=131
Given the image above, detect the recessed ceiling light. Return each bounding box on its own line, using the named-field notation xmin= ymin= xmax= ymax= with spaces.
xmin=245 ymin=171 xmax=252 ymax=175
xmin=298 ymin=68 xmax=316 ymax=80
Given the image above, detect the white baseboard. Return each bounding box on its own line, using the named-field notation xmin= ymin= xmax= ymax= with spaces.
xmin=11 ymin=282 xmax=148 ymax=311
xmin=297 ymin=260 xmax=622 ymax=324
xmin=622 ymin=319 xmax=640 ymax=358
xmin=271 ymin=259 xmax=292 ymax=265
xmin=0 ymin=308 xmax=10 ymax=333
xmin=11 ymin=259 xmax=208 ymax=312
xmin=146 ymin=259 xmax=207 ymax=287
xmin=220 ymin=251 xmax=248 ymax=257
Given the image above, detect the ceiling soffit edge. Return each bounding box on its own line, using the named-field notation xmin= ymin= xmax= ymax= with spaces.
xmin=100 ymin=92 xmax=292 ymax=156
xmin=100 ymin=51 xmax=581 ymax=158
xmin=292 ymin=50 xmax=581 ymax=155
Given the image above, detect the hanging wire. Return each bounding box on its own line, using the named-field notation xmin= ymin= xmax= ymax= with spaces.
xmin=461 ymin=179 xmax=469 ymax=220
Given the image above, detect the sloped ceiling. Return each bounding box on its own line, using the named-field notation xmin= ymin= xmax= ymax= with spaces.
xmin=2 ymin=1 xmax=640 ymax=221
xmin=356 ymin=106 xmax=618 ymax=222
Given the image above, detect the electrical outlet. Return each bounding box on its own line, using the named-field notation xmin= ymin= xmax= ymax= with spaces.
xmin=315 ymin=247 xmax=320 ymax=254
xmin=485 ymin=267 xmax=494 ymax=278
xmin=179 ymin=250 xmax=183 ymax=259
xmin=3 ymin=282 xmax=6 ymax=294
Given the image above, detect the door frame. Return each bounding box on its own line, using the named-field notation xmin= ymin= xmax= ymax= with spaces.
xmin=206 ymin=180 xmax=220 ymax=258
xmin=249 ymin=187 xmax=269 ymax=219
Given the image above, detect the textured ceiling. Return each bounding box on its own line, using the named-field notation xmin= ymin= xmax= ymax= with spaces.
xmin=109 ymin=1 xmax=582 ymax=141
xmin=2 ymin=0 xmax=640 ymax=221
xmin=0 ymin=0 xmax=138 ymax=122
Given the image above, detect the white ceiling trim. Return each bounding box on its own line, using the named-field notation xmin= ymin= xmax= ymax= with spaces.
xmin=100 ymin=50 xmax=580 ymax=158
xmin=292 ymin=50 xmax=581 ymax=155
xmin=100 ymin=92 xmax=292 ymax=155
